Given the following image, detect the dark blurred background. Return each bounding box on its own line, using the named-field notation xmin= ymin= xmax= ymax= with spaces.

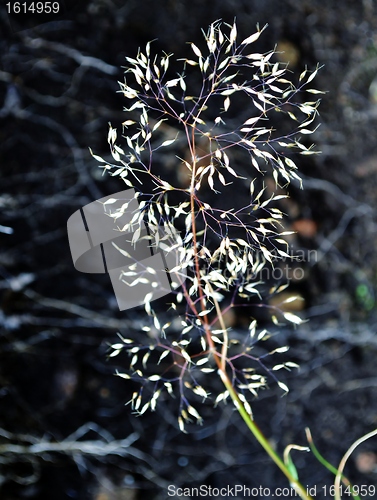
xmin=1 ymin=1 xmax=377 ymax=499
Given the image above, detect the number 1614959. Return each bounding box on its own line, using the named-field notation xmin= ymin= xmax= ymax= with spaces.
xmin=6 ymin=2 xmax=60 ymax=14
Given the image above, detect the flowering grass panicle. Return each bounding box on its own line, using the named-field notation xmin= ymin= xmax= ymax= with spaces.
xmin=91 ymin=21 xmax=324 ymax=499
xmin=93 ymin=18 xmax=322 ymax=425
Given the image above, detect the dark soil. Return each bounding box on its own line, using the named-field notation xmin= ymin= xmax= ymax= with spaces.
xmin=1 ymin=1 xmax=377 ymax=499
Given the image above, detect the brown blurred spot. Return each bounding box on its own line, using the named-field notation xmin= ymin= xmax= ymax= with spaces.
xmin=99 ymin=387 xmax=110 ymax=399
xmin=292 ymin=219 xmax=317 ymax=238
xmin=355 ymin=451 xmax=377 ymax=474
xmin=355 ymin=156 xmax=377 ymax=177
xmin=276 ymin=40 xmax=300 ymax=67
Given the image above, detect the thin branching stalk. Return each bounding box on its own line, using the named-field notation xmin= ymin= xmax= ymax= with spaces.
xmin=94 ymin=20 xmax=326 ymax=497
xmin=334 ymin=428 xmax=377 ymax=500
xmin=218 ymin=370 xmax=313 ymax=500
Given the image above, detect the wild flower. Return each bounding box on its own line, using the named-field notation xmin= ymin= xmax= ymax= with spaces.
xmin=91 ymin=20 xmax=324 ymax=498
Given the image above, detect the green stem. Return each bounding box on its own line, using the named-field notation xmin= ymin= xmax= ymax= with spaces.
xmin=305 ymin=428 xmax=361 ymax=500
xmin=218 ymin=370 xmax=313 ymax=500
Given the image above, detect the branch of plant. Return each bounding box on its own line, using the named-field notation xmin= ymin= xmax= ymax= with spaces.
xmin=334 ymin=428 xmax=377 ymax=500
xmin=305 ymin=428 xmax=361 ymax=500
xmin=218 ymin=369 xmax=313 ymax=500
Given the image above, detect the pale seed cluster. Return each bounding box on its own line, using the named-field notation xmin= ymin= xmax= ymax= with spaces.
xmin=91 ymin=21 xmax=321 ymax=430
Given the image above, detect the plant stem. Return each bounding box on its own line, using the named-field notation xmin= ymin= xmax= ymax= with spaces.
xmin=218 ymin=370 xmax=313 ymax=500
xmin=334 ymin=428 xmax=377 ymax=500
